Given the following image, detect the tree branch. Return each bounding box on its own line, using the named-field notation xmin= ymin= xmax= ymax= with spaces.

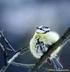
xmin=31 ymin=27 xmax=70 ymax=72
xmin=0 ymin=52 xmax=20 ymax=72
xmin=0 ymin=49 xmax=30 ymax=72
xmin=11 ymin=62 xmax=35 ymax=68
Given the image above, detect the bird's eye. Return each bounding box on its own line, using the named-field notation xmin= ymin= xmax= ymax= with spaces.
xmin=37 ymin=27 xmax=43 ymax=31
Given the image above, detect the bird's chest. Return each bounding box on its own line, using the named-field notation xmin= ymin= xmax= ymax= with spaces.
xmin=35 ymin=34 xmax=52 ymax=45
xmin=34 ymin=36 xmax=51 ymax=54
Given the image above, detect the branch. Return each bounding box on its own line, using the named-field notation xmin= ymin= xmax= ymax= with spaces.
xmin=0 ymin=31 xmax=16 ymax=52
xmin=11 ymin=62 xmax=35 ymax=68
xmin=8 ymin=52 xmax=20 ymax=64
xmin=0 ymin=52 xmax=20 ymax=72
xmin=31 ymin=27 xmax=70 ymax=72
xmin=0 ymin=47 xmax=30 ymax=72
xmin=0 ymin=48 xmax=30 ymax=72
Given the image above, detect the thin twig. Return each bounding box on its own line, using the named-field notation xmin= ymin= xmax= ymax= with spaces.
xmin=31 ymin=27 xmax=70 ymax=72
xmin=7 ymin=52 xmax=20 ymax=64
xmin=20 ymin=50 xmax=30 ymax=55
xmin=0 ymin=31 xmax=16 ymax=52
xmin=11 ymin=62 xmax=35 ymax=68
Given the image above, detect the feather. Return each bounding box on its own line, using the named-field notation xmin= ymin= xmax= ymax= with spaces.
xmin=51 ymin=56 xmax=63 ymax=69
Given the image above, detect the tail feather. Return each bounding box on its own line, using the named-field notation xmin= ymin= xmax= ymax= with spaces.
xmin=51 ymin=57 xmax=63 ymax=69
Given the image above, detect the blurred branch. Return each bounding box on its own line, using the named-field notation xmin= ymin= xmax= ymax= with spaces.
xmin=11 ymin=62 xmax=35 ymax=68
xmin=20 ymin=50 xmax=30 ymax=55
xmin=8 ymin=52 xmax=20 ymax=64
xmin=0 ymin=49 xmax=29 ymax=72
xmin=0 ymin=52 xmax=20 ymax=72
xmin=0 ymin=31 xmax=16 ymax=52
xmin=31 ymin=27 xmax=70 ymax=72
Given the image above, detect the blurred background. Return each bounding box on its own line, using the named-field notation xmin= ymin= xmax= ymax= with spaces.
xmin=0 ymin=0 xmax=70 ymax=72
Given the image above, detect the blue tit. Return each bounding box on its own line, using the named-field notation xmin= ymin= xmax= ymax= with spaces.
xmin=30 ymin=25 xmax=63 ymax=69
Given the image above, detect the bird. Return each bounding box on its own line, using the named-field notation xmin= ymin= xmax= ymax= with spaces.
xmin=29 ymin=25 xmax=63 ymax=69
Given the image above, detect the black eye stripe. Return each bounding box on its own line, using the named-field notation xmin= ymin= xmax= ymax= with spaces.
xmin=36 ymin=26 xmax=50 ymax=33
xmin=45 ymin=27 xmax=49 ymax=28
xmin=39 ymin=27 xmax=49 ymax=30
xmin=38 ymin=28 xmax=50 ymax=33
xmin=37 ymin=27 xmax=42 ymax=30
xmin=40 ymin=28 xmax=45 ymax=32
xmin=37 ymin=26 xmax=49 ymax=29
xmin=44 ymin=30 xmax=50 ymax=34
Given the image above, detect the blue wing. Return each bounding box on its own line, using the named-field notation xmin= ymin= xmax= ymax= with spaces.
xmin=51 ymin=56 xmax=63 ymax=69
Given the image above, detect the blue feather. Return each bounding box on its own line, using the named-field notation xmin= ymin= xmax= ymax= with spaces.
xmin=51 ymin=56 xmax=63 ymax=69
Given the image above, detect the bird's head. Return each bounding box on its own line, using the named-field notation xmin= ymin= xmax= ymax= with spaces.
xmin=36 ymin=25 xmax=50 ymax=34
xmin=35 ymin=25 xmax=60 ymax=44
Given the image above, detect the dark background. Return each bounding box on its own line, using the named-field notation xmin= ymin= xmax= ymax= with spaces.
xmin=0 ymin=0 xmax=70 ymax=72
